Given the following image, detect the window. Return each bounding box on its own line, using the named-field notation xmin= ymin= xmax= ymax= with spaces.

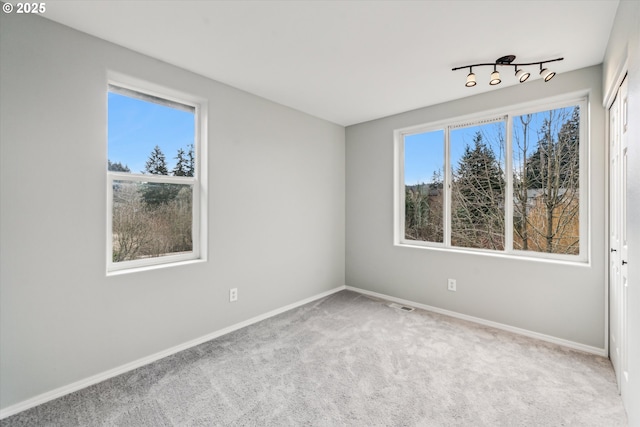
xmin=107 ymin=82 xmax=205 ymax=272
xmin=397 ymin=97 xmax=587 ymax=261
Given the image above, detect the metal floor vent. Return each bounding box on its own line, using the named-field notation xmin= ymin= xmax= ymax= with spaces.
xmin=389 ymin=303 xmax=415 ymax=312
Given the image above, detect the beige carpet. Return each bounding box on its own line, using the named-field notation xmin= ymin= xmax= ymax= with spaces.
xmin=1 ymin=290 xmax=627 ymax=426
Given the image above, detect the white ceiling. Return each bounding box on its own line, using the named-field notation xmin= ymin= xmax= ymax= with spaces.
xmin=42 ymin=0 xmax=618 ymax=126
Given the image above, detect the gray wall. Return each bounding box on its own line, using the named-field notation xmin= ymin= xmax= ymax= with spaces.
xmin=0 ymin=13 xmax=345 ymax=409
xmin=603 ymin=1 xmax=640 ymax=424
xmin=346 ymin=66 xmax=606 ymax=349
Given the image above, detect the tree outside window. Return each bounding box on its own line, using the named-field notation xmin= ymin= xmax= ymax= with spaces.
xmin=401 ymin=100 xmax=584 ymax=260
xmin=107 ymin=84 xmax=201 ymax=271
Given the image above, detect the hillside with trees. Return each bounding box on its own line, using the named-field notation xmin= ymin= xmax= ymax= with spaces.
xmin=405 ymin=105 xmax=580 ymax=255
xmin=513 ymin=107 xmax=580 ymax=254
xmin=110 ymin=145 xmax=194 ymax=262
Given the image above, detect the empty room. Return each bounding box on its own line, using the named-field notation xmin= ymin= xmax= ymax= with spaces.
xmin=0 ymin=0 xmax=638 ymax=425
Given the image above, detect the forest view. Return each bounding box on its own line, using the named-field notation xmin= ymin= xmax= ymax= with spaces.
xmin=109 ymin=145 xmax=195 ymax=262
xmin=405 ymin=105 xmax=580 ymax=255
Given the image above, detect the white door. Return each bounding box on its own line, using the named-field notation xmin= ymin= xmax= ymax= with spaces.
xmin=609 ymin=88 xmax=621 ymax=387
xmin=609 ymin=75 xmax=629 ymax=394
xmin=620 ymin=76 xmax=629 ymax=397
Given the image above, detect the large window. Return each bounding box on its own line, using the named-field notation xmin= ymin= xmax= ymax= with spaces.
xmin=397 ymin=97 xmax=586 ymax=261
xmin=107 ymin=82 xmax=205 ymax=272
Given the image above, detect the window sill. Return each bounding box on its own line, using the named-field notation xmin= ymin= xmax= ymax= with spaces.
xmin=106 ymin=258 xmax=206 ymax=277
xmin=395 ymin=241 xmax=590 ymax=267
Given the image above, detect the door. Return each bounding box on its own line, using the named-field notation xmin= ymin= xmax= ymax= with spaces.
xmin=609 ymin=75 xmax=628 ymax=393
xmin=620 ymin=76 xmax=629 ymax=393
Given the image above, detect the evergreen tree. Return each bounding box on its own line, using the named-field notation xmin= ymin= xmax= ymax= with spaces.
xmin=172 ymin=148 xmax=189 ymax=176
xmin=452 ymin=132 xmax=505 ymax=249
xmin=141 ymin=146 xmax=178 ymax=207
xmin=108 ymin=160 xmax=130 ymax=172
xmin=556 ymin=107 xmax=580 ymax=188
xmin=455 ymin=132 xmax=504 ymax=219
xmin=186 ymin=144 xmax=195 ymax=177
xmin=172 ymin=145 xmax=195 ymax=177
xmin=525 ymin=107 xmax=579 ymax=190
xmin=144 ymin=145 xmax=169 ymax=175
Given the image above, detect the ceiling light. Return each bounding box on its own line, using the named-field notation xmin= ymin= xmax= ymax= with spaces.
xmin=539 ymin=64 xmax=556 ymax=82
xmin=452 ymin=55 xmax=563 ymax=88
xmin=489 ymin=66 xmax=501 ymax=85
xmin=465 ymin=68 xmax=476 ymax=87
xmin=515 ymin=68 xmax=530 ymax=83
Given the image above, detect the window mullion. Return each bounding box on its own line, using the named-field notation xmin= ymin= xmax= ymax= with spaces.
xmin=444 ymin=127 xmax=451 ymax=247
xmin=505 ymin=115 xmax=514 ymax=252
xmin=108 ymin=172 xmax=194 ymax=185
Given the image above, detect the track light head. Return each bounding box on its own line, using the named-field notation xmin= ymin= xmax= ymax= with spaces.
xmin=465 ymin=70 xmax=476 ymax=87
xmin=489 ymin=66 xmax=501 ymax=86
xmin=539 ymin=66 xmax=555 ymax=82
xmin=515 ymin=68 xmax=530 ymax=83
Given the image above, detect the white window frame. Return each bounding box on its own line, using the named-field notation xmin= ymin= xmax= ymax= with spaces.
xmin=394 ymin=94 xmax=589 ymax=263
xmin=106 ymin=74 xmax=208 ymax=274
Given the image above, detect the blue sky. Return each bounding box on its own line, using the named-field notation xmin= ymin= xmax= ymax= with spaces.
xmin=108 ymin=92 xmax=195 ymax=174
xmin=404 ymin=122 xmax=505 ymax=185
xmin=404 ymin=129 xmax=444 ymax=185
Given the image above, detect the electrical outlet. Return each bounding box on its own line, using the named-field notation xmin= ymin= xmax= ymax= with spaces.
xmin=447 ymin=279 xmax=456 ymax=292
xmin=229 ymin=288 xmax=238 ymax=302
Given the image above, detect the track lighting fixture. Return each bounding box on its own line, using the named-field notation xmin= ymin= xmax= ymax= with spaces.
xmin=452 ymin=55 xmax=563 ymax=88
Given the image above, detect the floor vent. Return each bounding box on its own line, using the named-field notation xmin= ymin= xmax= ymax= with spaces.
xmin=389 ymin=303 xmax=415 ymax=312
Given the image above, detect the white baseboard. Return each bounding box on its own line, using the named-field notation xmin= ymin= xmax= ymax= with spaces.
xmin=346 ymin=286 xmax=607 ymax=357
xmin=0 ymin=285 xmax=346 ymax=420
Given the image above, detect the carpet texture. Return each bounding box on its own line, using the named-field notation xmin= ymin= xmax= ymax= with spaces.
xmin=1 ymin=290 xmax=627 ymax=426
